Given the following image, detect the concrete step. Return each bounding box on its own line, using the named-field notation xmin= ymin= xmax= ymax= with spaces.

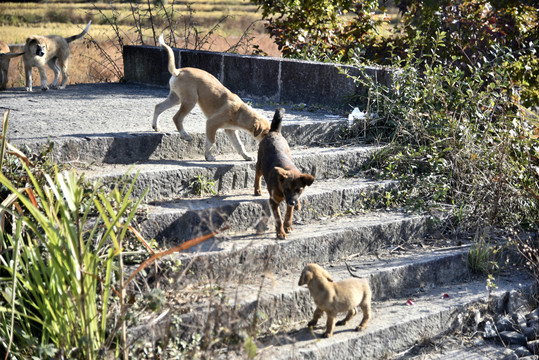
xmin=138 ymin=176 xmax=397 ymax=244
xmin=175 ymin=211 xmax=431 ymax=277
xmin=129 ymin=241 xmax=532 ymax=359
xmin=9 ymin=89 xmax=350 ymax=165
xmin=81 ymin=144 xmax=381 ymax=203
xmin=255 ymin=273 xmax=531 ymax=360
xmin=171 ymin=243 xmax=472 ymax=338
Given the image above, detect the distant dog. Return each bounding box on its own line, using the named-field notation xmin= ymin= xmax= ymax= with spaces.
xmin=298 ymin=263 xmax=372 ymax=338
xmin=23 ymin=21 xmax=91 ymax=91
xmin=152 ymin=34 xmax=271 ymax=161
xmin=0 ymin=41 xmax=23 ymax=90
xmin=254 ymin=108 xmax=314 ymax=239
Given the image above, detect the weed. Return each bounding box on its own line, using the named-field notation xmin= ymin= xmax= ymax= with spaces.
xmin=189 ymin=174 xmax=217 ymax=197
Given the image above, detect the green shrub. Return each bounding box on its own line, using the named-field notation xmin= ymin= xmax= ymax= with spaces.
xmin=351 ymin=30 xmax=539 ymax=232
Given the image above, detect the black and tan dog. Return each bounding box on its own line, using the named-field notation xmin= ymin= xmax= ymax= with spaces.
xmin=254 ymin=108 xmax=314 ymax=239
xmin=23 ymin=21 xmax=91 ymax=91
xmin=0 ymin=41 xmax=23 ymax=90
xmin=298 ymin=263 xmax=372 ymax=338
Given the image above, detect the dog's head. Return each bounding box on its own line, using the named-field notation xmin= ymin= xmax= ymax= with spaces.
xmin=275 ymin=167 xmax=314 ymax=207
xmin=298 ymin=263 xmax=334 ymax=286
xmin=25 ymin=36 xmax=46 ymax=57
xmin=253 ymin=117 xmax=271 ymax=140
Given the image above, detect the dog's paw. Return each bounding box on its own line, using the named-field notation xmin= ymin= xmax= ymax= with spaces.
xmin=307 ymin=321 xmax=317 ymax=328
xmin=276 ymin=231 xmax=287 ymax=240
xmin=355 ymin=324 xmax=367 ymax=332
xmin=284 ymin=225 xmax=293 ymax=233
xmin=243 ymin=155 xmax=254 ymax=162
xmin=41 ymin=86 xmax=49 ymax=91
xmin=25 ymin=87 xmax=32 ymax=92
xmin=205 ymin=154 xmax=217 ymax=161
xmin=180 ymin=130 xmax=193 ymax=141
xmin=254 ymin=189 xmax=262 ymax=196
xmin=322 ymin=333 xmax=332 ymax=338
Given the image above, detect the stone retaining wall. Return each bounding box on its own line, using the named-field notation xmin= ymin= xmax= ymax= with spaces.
xmin=123 ymin=44 xmax=393 ymax=107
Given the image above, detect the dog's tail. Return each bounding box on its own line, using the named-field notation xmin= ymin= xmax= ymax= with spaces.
xmin=0 ymin=52 xmax=23 ymax=59
xmin=270 ymin=108 xmax=285 ymax=133
xmin=345 ymin=262 xmax=361 ymax=279
xmin=65 ymin=21 xmax=91 ymax=43
xmin=158 ymin=34 xmax=181 ymax=77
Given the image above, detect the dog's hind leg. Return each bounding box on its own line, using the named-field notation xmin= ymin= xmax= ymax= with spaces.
xmin=224 ymin=129 xmax=253 ymax=161
xmin=336 ymin=308 xmax=357 ymax=326
xmin=152 ymin=91 xmax=180 ymax=132
xmin=172 ymin=98 xmax=196 ymax=141
xmin=48 ymin=59 xmax=61 ymax=89
xmin=254 ymin=161 xmax=263 ymax=196
xmin=57 ymin=57 xmax=69 ymax=89
xmin=356 ymin=299 xmax=371 ymax=331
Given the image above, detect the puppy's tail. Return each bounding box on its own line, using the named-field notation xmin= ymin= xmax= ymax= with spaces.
xmin=159 ymin=34 xmax=181 ymax=77
xmin=345 ymin=262 xmax=361 ymax=279
xmin=65 ymin=21 xmax=91 ymax=43
xmin=270 ymin=107 xmax=285 ymax=133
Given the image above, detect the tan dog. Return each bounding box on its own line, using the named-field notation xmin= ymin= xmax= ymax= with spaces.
xmin=0 ymin=41 xmax=23 ymax=90
xmin=23 ymin=21 xmax=91 ymax=91
xmin=254 ymin=108 xmax=314 ymax=239
xmin=152 ymin=34 xmax=271 ymax=161
xmin=298 ymin=263 xmax=372 ymax=338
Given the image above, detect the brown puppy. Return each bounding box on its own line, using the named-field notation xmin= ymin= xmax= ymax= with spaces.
xmin=298 ymin=263 xmax=372 ymax=338
xmin=152 ymin=34 xmax=271 ymax=161
xmin=23 ymin=21 xmax=91 ymax=91
xmin=0 ymin=41 xmax=23 ymax=90
xmin=254 ymin=108 xmax=314 ymax=239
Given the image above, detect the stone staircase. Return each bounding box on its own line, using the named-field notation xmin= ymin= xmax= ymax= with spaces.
xmin=6 ymin=83 xmax=533 ymax=359
xmin=73 ymin=106 xmax=531 ymax=359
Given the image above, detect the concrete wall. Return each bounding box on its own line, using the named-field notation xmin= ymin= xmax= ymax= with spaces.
xmin=123 ymin=44 xmax=392 ymax=108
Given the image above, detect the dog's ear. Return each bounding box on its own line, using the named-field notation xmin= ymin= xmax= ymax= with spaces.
xmin=300 ymin=173 xmax=314 ymax=187
xmin=253 ymin=121 xmax=267 ymax=138
xmin=298 ymin=269 xmax=313 ymax=286
xmin=275 ymin=167 xmax=289 ymax=181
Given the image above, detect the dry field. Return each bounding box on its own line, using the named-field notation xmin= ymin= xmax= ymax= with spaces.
xmin=0 ymin=0 xmax=280 ymax=87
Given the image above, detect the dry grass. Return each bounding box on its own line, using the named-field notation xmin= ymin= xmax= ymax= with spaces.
xmin=0 ymin=0 xmax=280 ymax=87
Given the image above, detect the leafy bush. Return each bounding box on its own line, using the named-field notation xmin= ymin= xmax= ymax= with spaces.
xmin=351 ymin=30 xmax=539 ymax=233
xmin=251 ymin=0 xmax=386 ymax=60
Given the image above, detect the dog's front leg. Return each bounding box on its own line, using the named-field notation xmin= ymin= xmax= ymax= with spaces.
xmin=284 ymin=205 xmax=294 ymax=233
xmin=270 ymin=198 xmax=286 ymax=239
xmin=307 ymin=307 xmax=323 ymax=328
xmin=37 ymin=66 xmax=48 ymax=91
xmin=323 ymin=313 xmax=337 ymax=338
xmin=24 ymin=65 xmax=33 ymax=91
xmin=225 ymin=129 xmax=253 ymax=161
